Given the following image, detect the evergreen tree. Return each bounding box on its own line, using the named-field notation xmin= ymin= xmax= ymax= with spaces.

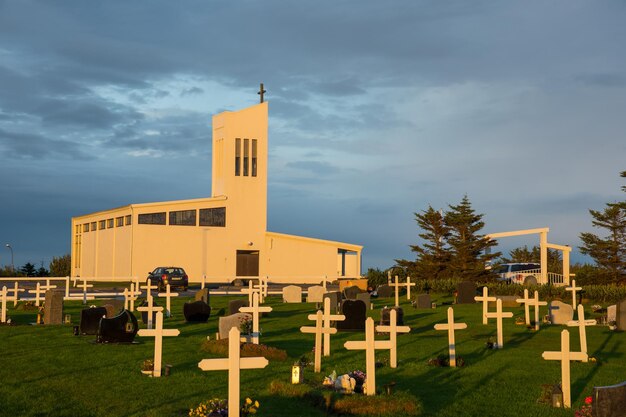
xmin=19 ymin=262 xmax=36 ymax=277
xmin=396 ymin=206 xmax=451 ymax=280
xmin=444 ymin=195 xmax=500 ymax=281
xmin=49 ymin=254 xmax=71 ymax=277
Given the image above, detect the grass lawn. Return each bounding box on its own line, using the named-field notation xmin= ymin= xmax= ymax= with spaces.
xmin=0 ymin=291 xmax=623 ymax=417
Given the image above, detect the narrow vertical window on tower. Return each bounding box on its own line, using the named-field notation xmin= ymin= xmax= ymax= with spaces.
xmin=251 ymin=139 xmax=257 ymax=177
xmin=235 ymin=138 xmax=241 ymax=176
xmin=243 ymin=138 xmax=250 ymax=176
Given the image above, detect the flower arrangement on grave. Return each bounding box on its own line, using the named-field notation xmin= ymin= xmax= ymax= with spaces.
xmin=141 ymin=359 xmax=154 ymax=372
xmin=349 ymin=370 xmax=366 ymax=393
xmin=485 ymin=337 xmax=496 ymax=349
xmin=574 ymin=396 xmax=593 ymax=417
xmin=188 ymin=398 xmax=228 ymax=417
xmin=515 ymin=316 xmax=526 ymax=325
xmin=239 ymin=315 xmax=253 ymax=336
xmin=240 ymin=397 xmax=260 ymax=416
xmin=294 ymin=354 xmax=311 ymax=367
xmin=427 ymin=354 xmax=465 ymax=367
xmin=591 ymin=304 xmax=603 ymax=313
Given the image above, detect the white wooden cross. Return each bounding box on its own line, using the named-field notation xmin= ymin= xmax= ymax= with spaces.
xmin=567 ymin=304 xmax=596 ymax=362
xmin=376 ymin=308 xmax=410 ymax=368
xmin=157 ymin=284 xmax=179 ymax=317
xmin=141 ymin=279 xmax=158 ymax=303
xmin=123 ymin=286 xmax=138 ymax=312
xmin=8 ymin=282 xmax=25 ymax=307
xmin=136 ymin=293 xmax=163 ymax=330
xmin=392 ymin=275 xmax=415 ymax=307
xmin=300 ymin=310 xmax=336 ymax=372
xmin=240 ymin=281 xmax=260 ymax=306
xmin=433 ymin=307 xmax=467 ymax=367
xmin=78 ymin=279 xmax=93 ymax=305
xmin=128 ymin=282 xmax=141 ymax=312
xmin=485 ymin=299 xmax=513 ymax=348
xmin=1 ymin=286 xmax=7 ymax=323
xmin=565 ymin=279 xmax=582 ymax=309
xmin=239 ymin=292 xmax=272 ymax=344
xmin=474 ymin=286 xmax=496 ymax=325
xmin=542 ymin=330 xmax=588 ymax=408
xmin=137 ymin=311 xmax=180 ymax=377
xmin=530 ymin=290 xmax=547 ymax=331
xmin=516 ymin=289 xmax=532 ymax=325
xmin=322 ymin=297 xmax=345 ymax=356
xmin=254 ymin=276 xmax=268 ymax=304
xmin=198 ymin=327 xmax=269 ymax=417
xmin=344 ymin=317 xmax=392 ymax=396
xmin=28 ymin=282 xmax=45 ymax=307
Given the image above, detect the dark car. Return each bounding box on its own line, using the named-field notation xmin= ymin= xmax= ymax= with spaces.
xmin=147 ymin=267 xmax=189 ymax=291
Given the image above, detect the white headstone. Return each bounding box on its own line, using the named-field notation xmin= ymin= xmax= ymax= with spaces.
xmin=282 ymin=285 xmax=302 ymax=303
xmin=485 ymin=299 xmax=513 ymax=348
xmin=607 ymin=304 xmax=617 ymax=323
xmin=549 ymin=300 xmax=574 ymax=325
xmin=306 ymin=285 xmax=325 ymax=303
xmin=542 ymin=330 xmax=588 ymax=408
xmin=434 ymin=307 xmax=467 ymax=366
xmin=198 ymin=327 xmax=269 ymax=417
xmin=137 ymin=311 xmax=180 ymax=377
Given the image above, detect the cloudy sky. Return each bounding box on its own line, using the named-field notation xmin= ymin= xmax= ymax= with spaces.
xmin=1 ymin=1 xmax=625 ymax=271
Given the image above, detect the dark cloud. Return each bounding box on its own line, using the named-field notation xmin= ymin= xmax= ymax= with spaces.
xmin=0 ymin=128 xmax=94 ymax=160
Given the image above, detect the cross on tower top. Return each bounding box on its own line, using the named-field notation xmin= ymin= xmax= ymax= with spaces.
xmin=258 ymin=83 xmax=266 ymax=103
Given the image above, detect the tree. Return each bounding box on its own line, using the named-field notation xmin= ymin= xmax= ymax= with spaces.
xmin=444 ymin=195 xmax=500 ymax=281
xmin=579 ymin=203 xmax=626 ymax=282
xmin=395 ymin=206 xmax=451 ymax=280
xmin=19 ymin=262 xmax=36 ymax=277
xmin=49 ymin=254 xmax=71 ymax=277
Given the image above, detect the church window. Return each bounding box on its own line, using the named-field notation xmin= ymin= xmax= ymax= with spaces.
xmin=199 ymin=207 xmax=226 ymax=227
xmin=107 ymin=218 xmax=114 ymax=229
xmin=99 ymin=220 xmax=106 ymax=230
xmin=83 ymin=224 xmax=89 ymax=233
xmin=91 ymin=222 xmax=97 ymax=231
xmin=235 ymin=138 xmax=241 ymax=176
xmin=138 ymin=212 xmax=166 ymax=225
xmin=252 ymin=139 xmax=257 ymax=177
xmin=243 ymin=138 xmax=250 ymax=176
xmin=169 ymin=209 xmax=196 ymax=226
xmin=125 ymin=215 xmax=132 ymax=226
xmin=115 ymin=217 xmax=124 ymax=227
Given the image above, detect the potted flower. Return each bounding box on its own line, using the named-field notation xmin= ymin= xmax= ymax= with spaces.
xmin=141 ymin=359 xmax=154 ymax=376
xmin=189 ymin=398 xmax=228 ymax=417
xmin=241 ymin=397 xmax=260 ymax=417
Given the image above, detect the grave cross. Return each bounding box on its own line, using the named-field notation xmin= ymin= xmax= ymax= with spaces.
xmin=322 ymin=296 xmax=345 ymax=356
xmin=433 ymin=307 xmax=467 ymax=367
xmin=344 ymin=317 xmax=392 ymax=396
xmin=1 ymin=286 xmax=7 ymax=323
xmin=141 ymin=279 xmax=158 ymax=303
xmin=28 ymin=282 xmax=45 ymax=307
xmin=530 ymin=290 xmax=547 ymax=331
xmin=198 ymin=327 xmax=269 ymax=417
xmin=253 ymin=277 xmax=268 ymax=304
xmin=565 ymin=280 xmax=582 ymax=309
xmin=157 ymin=284 xmax=179 ymax=317
xmin=300 ymin=310 xmax=337 ymax=372
xmin=376 ymin=308 xmax=410 ymax=368
xmin=240 ymin=281 xmax=260 ymax=306
xmin=485 ymin=298 xmax=513 ymax=348
xmin=78 ymin=279 xmax=93 ymax=305
xmin=136 ymin=293 xmax=163 ymax=329
xmin=474 ymin=286 xmax=497 ymax=325
xmin=8 ymin=282 xmax=25 ymax=307
xmin=128 ymin=282 xmax=141 ymax=312
xmin=542 ymin=330 xmax=588 ymax=408
xmin=392 ymin=275 xmax=414 ymax=307
xmin=567 ymin=304 xmax=596 ymax=362
xmin=515 ymin=289 xmax=532 ymax=325
xmin=239 ymin=292 xmax=272 ymax=344
xmin=123 ymin=286 xmax=138 ymax=312
xmin=137 ymin=311 xmax=180 ymax=377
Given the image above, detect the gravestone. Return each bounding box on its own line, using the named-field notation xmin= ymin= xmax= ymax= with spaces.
xmin=194 ymin=288 xmax=210 ymax=304
xmin=607 ymin=305 xmax=616 ymax=324
xmin=549 ymin=301 xmax=574 ymax=325
xmin=139 ymin=299 xmax=160 ymax=326
xmin=306 ymin=285 xmax=325 ymax=303
xmin=488 ymin=296 xmax=519 ymax=308
xmin=183 ymin=301 xmax=211 ymax=322
xmin=79 ymin=307 xmax=107 ymax=335
xmin=376 ymin=285 xmax=394 ymax=298
xmin=415 ymin=294 xmax=431 ymax=309
xmin=283 ymin=285 xmax=302 ymax=303
xmin=343 ymin=285 xmax=362 ymax=300
xmin=323 ymin=292 xmax=341 ymax=314
xmin=592 ymin=381 xmax=626 ymax=417
xmin=105 ymin=299 xmax=125 ymax=316
xmin=380 ymin=307 xmax=404 ymax=326
xmin=228 ymin=299 xmax=249 ymax=316
xmin=96 ymin=310 xmax=139 ymax=343
xmin=43 ymin=290 xmax=64 ymax=325
xmin=456 ymin=281 xmax=476 ymax=304
xmin=617 ymin=299 xmax=626 ymax=331
xmin=102 ymin=304 xmax=117 ymax=318
xmin=337 ymin=300 xmax=366 ymax=331
xmin=356 ymin=292 xmax=371 ymax=311
xmin=218 ymin=313 xmax=252 ymax=339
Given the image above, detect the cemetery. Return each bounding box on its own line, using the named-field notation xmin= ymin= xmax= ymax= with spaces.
xmin=0 ymin=280 xmax=625 ymax=417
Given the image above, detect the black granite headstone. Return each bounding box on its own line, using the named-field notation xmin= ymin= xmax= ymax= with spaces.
xmin=380 ymin=307 xmax=404 ymax=326
xmin=183 ymin=301 xmax=212 ymax=322
xmin=377 ymin=285 xmax=394 ymax=298
xmin=194 ymin=288 xmax=210 ymax=304
xmin=323 ymin=292 xmax=341 ymax=314
xmin=343 ymin=285 xmax=362 ymax=300
xmin=96 ymin=310 xmax=139 ymax=343
xmin=139 ymin=300 xmax=160 ymax=326
xmin=416 ymin=294 xmax=431 ymax=309
xmin=337 ymin=300 xmax=366 ymax=331
xmin=593 ymin=380 xmax=626 ymax=417
xmin=79 ymin=307 xmax=108 ymax=335
xmin=228 ymin=299 xmax=249 ymax=316
xmin=456 ymin=281 xmax=476 ymax=304
xmin=616 ymin=299 xmax=626 ymax=332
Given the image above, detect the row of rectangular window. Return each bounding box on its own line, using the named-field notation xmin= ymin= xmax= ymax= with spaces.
xmin=139 ymin=207 xmax=226 ymax=227
xmin=81 ymin=215 xmax=132 ymax=232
